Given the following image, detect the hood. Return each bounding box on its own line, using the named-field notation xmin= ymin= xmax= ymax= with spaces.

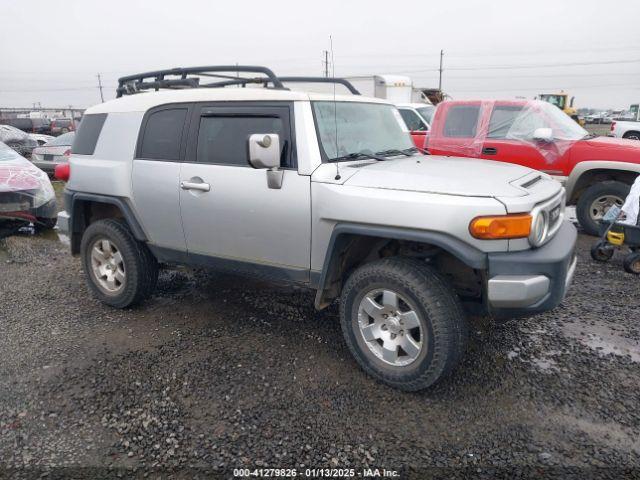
xmin=0 ymin=144 xmax=54 ymax=202
xmin=339 ymin=155 xmax=544 ymax=197
xmin=574 ymin=136 xmax=640 ymax=164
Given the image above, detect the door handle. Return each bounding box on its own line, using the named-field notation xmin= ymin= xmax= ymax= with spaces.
xmin=482 ymin=147 xmax=498 ymax=155
xmin=180 ymin=181 xmax=211 ymax=192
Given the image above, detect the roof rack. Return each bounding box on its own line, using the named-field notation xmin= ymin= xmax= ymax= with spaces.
xmin=275 ymin=77 xmax=361 ymax=95
xmin=207 ymin=76 xmax=361 ymax=94
xmin=116 ymin=65 xmax=286 ymax=97
xmin=116 ymin=67 xmax=362 ymax=97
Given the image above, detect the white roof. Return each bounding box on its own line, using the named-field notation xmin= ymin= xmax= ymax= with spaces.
xmin=86 ymin=88 xmax=390 ymax=114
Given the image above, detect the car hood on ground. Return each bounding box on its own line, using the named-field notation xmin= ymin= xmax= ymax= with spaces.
xmin=339 ymin=155 xmax=549 ymax=198
xmin=0 ymin=146 xmax=53 ymax=196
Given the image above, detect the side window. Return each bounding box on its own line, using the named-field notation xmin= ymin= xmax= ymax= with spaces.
xmin=196 ymin=115 xmax=288 ymax=167
xmin=487 ymin=106 xmax=523 ymax=139
xmin=443 ymin=105 xmax=480 ymax=138
xmin=398 ymin=109 xmax=426 ymax=131
xmin=73 ymin=113 xmax=107 ymax=155
xmin=139 ymin=108 xmax=187 ymax=160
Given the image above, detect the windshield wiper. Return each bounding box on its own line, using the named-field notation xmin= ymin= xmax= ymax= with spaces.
xmin=328 ymin=151 xmax=387 ymax=162
xmin=582 ymin=133 xmax=597 ymax=140
xmin=375 ymin=148 xmax=413 ymax=157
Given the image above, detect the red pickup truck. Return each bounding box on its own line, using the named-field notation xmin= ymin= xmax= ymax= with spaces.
xmin=425 ymin=99 xmax=640 ymax=235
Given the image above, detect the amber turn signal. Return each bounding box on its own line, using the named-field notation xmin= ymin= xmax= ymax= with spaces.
xmin=469 ymin=214 xmax=532 ymax=240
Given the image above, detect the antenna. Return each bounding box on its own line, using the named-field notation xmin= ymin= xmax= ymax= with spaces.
xmin=330 ymin=36 xmax=341 ymax=181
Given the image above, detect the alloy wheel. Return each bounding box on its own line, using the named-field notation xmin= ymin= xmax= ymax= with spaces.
xmin=90 ymin=238 xmax=126 ymax=294
xmin=357 ymin=289 xmax=424 ymax=367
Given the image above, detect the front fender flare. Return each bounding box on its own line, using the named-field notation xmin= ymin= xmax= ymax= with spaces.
xmin=313 ymin=223 xmax=487 ymax=310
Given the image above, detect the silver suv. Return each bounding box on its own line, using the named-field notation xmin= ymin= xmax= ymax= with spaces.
xmin=57 ymin=66 xmax=577 ymax=391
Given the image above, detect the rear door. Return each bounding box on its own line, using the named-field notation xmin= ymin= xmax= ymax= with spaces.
xmin=179 ymin=102 xmax=311 ymax=280
xmin=427 ymin=102 xmax=482 ymax=157
xmin=131 ymin=105 xmax=189 ymax=252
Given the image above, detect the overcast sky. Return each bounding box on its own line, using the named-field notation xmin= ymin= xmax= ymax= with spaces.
xmin=1 ymin=0 xmax=639 ymax=110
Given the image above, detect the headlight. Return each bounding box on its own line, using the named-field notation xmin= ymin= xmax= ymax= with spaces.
xmin=529 ymin=211 xmax=548 ymax=247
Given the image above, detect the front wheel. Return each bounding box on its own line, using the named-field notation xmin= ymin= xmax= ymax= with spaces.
xmin=576 ymin=181 xmax=629 ymax=236
xmin=340 ymin=257 xmax=467 ymax=391
xmin=80 ymin=219 xmax=158 ymax=308
xmin=590 ymin=240 xmax=614 ymax=262
xmin=623 ymin=252 xmax=640 ymax=275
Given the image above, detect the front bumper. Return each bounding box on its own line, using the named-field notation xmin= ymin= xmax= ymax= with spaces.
xmin=487 ymin=221 xmax=577 ymax=318
xmin=32 ymin=159 xmax=65 ymax=174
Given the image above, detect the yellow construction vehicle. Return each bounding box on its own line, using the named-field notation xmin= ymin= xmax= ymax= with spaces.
xmin=538 ymin=92 xmax=585 ymax=125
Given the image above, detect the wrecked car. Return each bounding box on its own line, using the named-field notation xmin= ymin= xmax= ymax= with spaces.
xmin=0 ymin=141 xmax=57 ymax=236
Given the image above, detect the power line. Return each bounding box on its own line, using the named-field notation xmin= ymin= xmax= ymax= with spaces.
xmin=451 ymin=82 xmax=640 ymax=93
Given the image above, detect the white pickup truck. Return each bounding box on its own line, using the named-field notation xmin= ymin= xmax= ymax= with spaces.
xmin=610 ymin=104 xmax=640 ymax=140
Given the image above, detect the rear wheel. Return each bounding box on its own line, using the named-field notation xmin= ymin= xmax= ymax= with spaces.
xmin=623 ymin=131 xmax=640 ymax=141
xmin=576 ymin=181 xmax=629 ymax=236
xmin=623 ymin=252 xmax=640 ymax=275
xmin=590 ymin=240 xmax=614 ymax=262
xmin=340 ymin=257 xmax=467 ymax=391
xmin=80 ymin=219 xmax=158 ymax=308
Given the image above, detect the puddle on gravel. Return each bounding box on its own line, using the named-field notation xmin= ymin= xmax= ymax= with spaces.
xmin=562 ymin=321 xmax=640 ymax=363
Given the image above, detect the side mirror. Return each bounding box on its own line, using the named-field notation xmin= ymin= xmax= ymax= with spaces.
xmin=533 ymin=127 xmax=553 ymax=143
xmin=248 ymin=133 xmax=283 ymax=189
xmin=248 ymin=133 xmax=280 ymax=169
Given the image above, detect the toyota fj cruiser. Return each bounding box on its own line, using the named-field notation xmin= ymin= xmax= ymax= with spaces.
xmin=57 ymin=66 xmax=577 ymax=391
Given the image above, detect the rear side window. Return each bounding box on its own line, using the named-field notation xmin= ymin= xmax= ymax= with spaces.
xmin=443 ymin=105 xmax=480 ymax=137
xmin=139 ymin=108 xmax=187 ymax=160
xmin=196 ymin=115 xmax=286 ymax=166
xmin=487 ymin=106 xmax=523 ymax=139
xmin=73 ymin=113 xmax=107 ymax=155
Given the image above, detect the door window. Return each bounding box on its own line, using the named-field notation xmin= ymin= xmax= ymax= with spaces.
xmin=197 ymin=116 xmax=285 ymax=166
xmin=443 ymin=105 xmax=480 ymax=137
xmin=398 ymin=109 xmax=427 ymax=131
xmin=487 ymin=106 xmax=523 ymax=139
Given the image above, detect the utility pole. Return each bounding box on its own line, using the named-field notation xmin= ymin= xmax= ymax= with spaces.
xmin=323 ymin=50 xmax=329 ymax=78
xmin=97 ymin=73 xmax=105 ymax=102
xmin=438 ymin=49 xmax=444 ymax=91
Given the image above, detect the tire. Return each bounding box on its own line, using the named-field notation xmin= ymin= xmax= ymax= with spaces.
xmin=590 ymin=240 xmax=614 ymax=262
xmin=34 ymin=217 xmax=57 ymax=232
xmin=623 ymin=252 xmax=640 ymax=275
xmin=340 ymin=257 xmax=468 ymax=392
xmin=80 ymin=219 xmax=158 ymax=308
xmin=623 ymin=131 xmax=640 ymax=141
xmin=576 ymin=181 xmax=630 ymax=236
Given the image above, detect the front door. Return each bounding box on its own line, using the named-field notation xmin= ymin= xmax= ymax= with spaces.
xmin=179 ymin=103 xmax=311 ymax=280
xmin=481 ymin=103 xmax=569 ymax=175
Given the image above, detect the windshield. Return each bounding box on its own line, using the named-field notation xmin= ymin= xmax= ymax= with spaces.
xmin=417 ymin=106 xmax=435 ymax=124
xmin=539 ymin=94 xmax=566 ymax=110
xmin=0 ymin=141 xmax=22 ymax=161
xmin=312 ymin=101 xmax=413 ymax=160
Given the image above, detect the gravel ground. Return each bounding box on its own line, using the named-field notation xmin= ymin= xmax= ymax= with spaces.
xmin=0 ymin=190 xmax=639 ymax=479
